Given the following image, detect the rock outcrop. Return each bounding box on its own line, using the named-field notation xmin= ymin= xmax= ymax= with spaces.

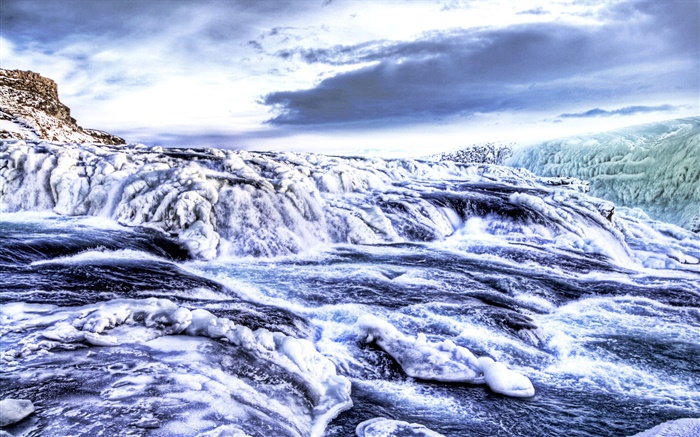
xmin=0 ymin=69 xmax=125 ymax=145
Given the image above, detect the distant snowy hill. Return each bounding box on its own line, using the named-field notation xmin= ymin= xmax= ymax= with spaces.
xmin=428 ymin=142 xmax=514 ymax=165
xmin=0 ymin=69 xmax=124 ymax=145
xmin=508 ymin=118 xmax=700 ymax=232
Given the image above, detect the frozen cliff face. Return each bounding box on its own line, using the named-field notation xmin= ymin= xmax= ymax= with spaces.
xmin=0 ymin=69 xmax=125 ymax=145
xmin=1 ymin=139 xmax=652 ymax=266
xmin=508 ymin=117 xmax=700 ymax=232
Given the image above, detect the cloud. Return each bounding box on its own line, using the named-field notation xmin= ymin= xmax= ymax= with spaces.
xmin=558 ymin=105 xmax=679 ymax=118
xmin=2 ymin=0 xmax=698 ymax=152
xmin=517 ymin=7 xmax=549 ymax=16
xmin=262 ymin=11 xmax=699 ymax=125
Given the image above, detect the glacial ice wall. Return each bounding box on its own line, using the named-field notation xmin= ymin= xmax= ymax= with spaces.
xmin=0 ymin=139 xmax=663 ymax=266
xmin=508 ymin=117 xmax=700 ymax=232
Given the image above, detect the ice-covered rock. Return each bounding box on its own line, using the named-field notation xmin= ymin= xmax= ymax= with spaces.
xmin=358 ymin=315 xmax=483 ymax=383
xmin=629 ymin=418 xmax=700 ymax=437
xmin=357 ymin=315 xmax=534 ymax=397
xmin=356 ymin=417 xmax=445 ymax=437
xmin=0 ymin=398 xmax=35 ymax=427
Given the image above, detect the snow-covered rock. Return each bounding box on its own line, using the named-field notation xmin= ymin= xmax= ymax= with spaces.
xmin=0 ymin=399 xmax=35 ymax=427
xmin=357 ymin=315 xmax=534 ymax=398
xmin=356 ymin=417 xmax=445 ymax=437
xmin=477 ymin=356 xmax=535 ymax=397
xmin=0 ymin=298 xmax=352 ymax=437
xmin=0 ymin=69 xmax=124 ymax=145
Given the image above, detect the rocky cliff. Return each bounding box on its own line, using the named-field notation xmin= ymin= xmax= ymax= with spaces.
xmin=0 ymin=69 xmax=125 ymax=145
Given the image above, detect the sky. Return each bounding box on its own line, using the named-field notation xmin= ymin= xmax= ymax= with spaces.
xmin=1 ymin=0 xmax=698 ymax=156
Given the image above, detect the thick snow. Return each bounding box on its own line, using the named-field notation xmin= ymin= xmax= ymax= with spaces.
xmin=357 ymin=315 xmax=534 ymax=397
xmin=508 ymin=117 xmax=700 ymax=232
xmin=0 ymin=399 xmax=35 ymax=427
xmin=356 ymin=417 xmax=445 ymax=437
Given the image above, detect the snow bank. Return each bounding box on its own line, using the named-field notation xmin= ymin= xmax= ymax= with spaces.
xmin=357 ymin=315 xmax=534 ymax=397
xmin=356 ymin=417 xmax=445 ymax=437
xmin=508 ymin=117 xmax=700 ymax=231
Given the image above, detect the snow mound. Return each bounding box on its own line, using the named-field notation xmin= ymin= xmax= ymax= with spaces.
xmin=508 ymin=117 xmax=700 ymax=231
xmin=357 ymin=315 xmax=534 ymax=397
xmin=356 ymin=417 xmax=445 ymax=437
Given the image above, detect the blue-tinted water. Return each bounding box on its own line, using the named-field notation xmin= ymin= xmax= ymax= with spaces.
xmin=1 ymin=213 xmax=698 ymax=436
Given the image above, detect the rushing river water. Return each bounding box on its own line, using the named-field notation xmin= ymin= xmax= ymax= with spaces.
xmin=1 ymin=142 xmax=699 ymax=436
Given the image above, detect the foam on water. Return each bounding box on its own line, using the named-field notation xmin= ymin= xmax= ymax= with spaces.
xmin=3 ymin=139 xmax=700 ymax=436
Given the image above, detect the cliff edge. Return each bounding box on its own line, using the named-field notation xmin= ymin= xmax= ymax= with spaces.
xmin=0 ymin=69 xmax=125 ymax=145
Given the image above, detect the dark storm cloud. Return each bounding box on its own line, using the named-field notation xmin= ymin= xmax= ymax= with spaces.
xmin=558 ymin=105 xmax=679 ymax=119
xmin=263 ymin=0 xmax=699 ymax=125
xmin=1 ymin=0 xmax=317 ymax=51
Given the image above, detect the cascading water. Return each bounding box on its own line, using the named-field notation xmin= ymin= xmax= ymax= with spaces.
xmin=1 ymin=139 xmax=699 ymax=436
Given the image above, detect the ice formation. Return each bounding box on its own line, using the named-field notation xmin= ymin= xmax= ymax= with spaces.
xmin=0 ymin=139 xmax=657 ymax=268
xmin=357 ymin=315 xmax=534 ymax=397
xmin=508 ymin=117 xmax=700 ymax=232
xmin=0 ymin=399 xmax=35 ymax=427
xmin=356 ymin=417 xmax=445 ymax=437
xmin=0 ymin=298 xmax=351 ymax=436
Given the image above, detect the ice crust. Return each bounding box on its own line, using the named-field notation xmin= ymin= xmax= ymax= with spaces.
xmin=356 ymin=417 xmax=446 ymax=437
xmin=0 ymin=139 xmax=673 ymax=269
xmin=0 ymin=298 xmax=351 ymax=437
xmin=508 ymin=117 xmax=700 ymax=232
xmin=357 ymin=315 xmax=534 ymax=397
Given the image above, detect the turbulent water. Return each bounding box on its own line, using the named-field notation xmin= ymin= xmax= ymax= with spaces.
xmin=1 ymin=140 xmax=699 ymax=437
